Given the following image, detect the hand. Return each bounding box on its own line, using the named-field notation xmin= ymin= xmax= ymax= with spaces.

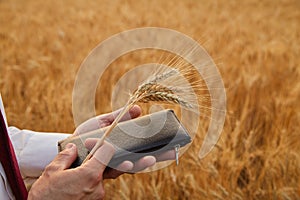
xmin=85 ymin=138 xmax=176 ymax=179
xmin=73 ymin=105 xmax=142 ymax=135
xmin=74 ymin=105 xmax=175 ymax=179
xmin=28 ymin=142 xmax=115 ymax=200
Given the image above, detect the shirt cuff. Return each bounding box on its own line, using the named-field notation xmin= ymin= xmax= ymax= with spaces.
xmin=8 ymin=127 xmax=70 ymax=178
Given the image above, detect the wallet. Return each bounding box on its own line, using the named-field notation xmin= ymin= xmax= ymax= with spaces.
xmin=58 ymin=109 xmax=192 ymax=168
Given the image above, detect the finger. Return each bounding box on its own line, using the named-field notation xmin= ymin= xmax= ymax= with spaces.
xmin=154 ymin=150 xmax=176 ymax=162
xmin=45 ymin=143 xmax=77 ymax=172
xmin=97 ymin=105 xmax=142 ymax=127
xmin=115 ymin=160 xmax=134 ymax=172
xmin=103 ymin=161 xmax=134 ymax=179
xmin=73 ymin=105 xmax=142 ymax=135
xmin=84 ymin=141 xmax=115 ymax=173
xmin=130 ymin=156 xmax=156 ymax=173
xmin=84 ymin=141 xmax=175 ymax=165
xmin=73 ymin=117 xmax=101 ymax=135
xmin=84 ymin=138 xmax=135 ymax=170
xmin=125 ymin=105 xmax=142 ymax=120
xmin=84 ymin=138 xmax=98 ymax=151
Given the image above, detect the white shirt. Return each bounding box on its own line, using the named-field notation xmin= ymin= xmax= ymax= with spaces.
xmin=0 ymin=95 xmax=70 ymax=199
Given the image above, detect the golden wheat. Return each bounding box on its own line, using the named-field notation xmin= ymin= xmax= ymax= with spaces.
xmin=1 ymin=0 xmax=299 ymax=199
xmin=132 ymin=83 xmax=193 ymax=108
xmin=83 ymin=66 xmax=198 ymax=163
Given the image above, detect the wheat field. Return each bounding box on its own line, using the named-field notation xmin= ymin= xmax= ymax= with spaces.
xmin=0 ymin=0 xmax=300 ymax=199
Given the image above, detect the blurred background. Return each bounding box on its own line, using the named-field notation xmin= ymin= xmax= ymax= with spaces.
xmin=0 ymin=0 xmax=299 ymax=199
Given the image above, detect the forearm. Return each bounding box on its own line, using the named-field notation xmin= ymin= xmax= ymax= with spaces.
xmin=8 ymin=126 xmax=70 ymax=178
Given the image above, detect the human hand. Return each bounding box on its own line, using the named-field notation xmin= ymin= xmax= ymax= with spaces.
xmin=28 ymin=142 xmax=115 ymax=200
xmin=73 ymin=105 xmax=143 ymax=136
xmin=85 ymin=138 xmax=176 ymax=179
xmin=74 ymin=105 xmax=175 ymax=179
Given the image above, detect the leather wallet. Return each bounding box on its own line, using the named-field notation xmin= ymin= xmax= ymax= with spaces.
xmin=58 ymin=109 xmax=191 ymax=168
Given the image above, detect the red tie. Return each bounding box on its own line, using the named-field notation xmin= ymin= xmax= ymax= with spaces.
xmin=0 ymin=110 xmax=28 ymax=199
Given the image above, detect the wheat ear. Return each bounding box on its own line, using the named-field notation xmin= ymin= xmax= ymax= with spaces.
xmin=82 ymin=68 xmax=192 ymax=164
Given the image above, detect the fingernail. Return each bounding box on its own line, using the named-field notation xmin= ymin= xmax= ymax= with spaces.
xmin=145 ymin=156 xmax=156 ymax=166
xmin=66 ymin=143 xmax=74 ymax=149
xmin=123 ymin=161 xmax=134 ymax=171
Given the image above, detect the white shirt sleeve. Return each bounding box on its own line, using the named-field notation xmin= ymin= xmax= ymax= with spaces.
xmin=8 ymin=127 xmax=70 ymax=178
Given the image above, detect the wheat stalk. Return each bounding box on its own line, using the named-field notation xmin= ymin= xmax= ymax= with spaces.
xmin=82 ymin=67 xmax=195 ymax=164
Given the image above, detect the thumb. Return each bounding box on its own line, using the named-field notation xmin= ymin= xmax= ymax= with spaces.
xmin=46 ymin=143 xmax=78 ymax=173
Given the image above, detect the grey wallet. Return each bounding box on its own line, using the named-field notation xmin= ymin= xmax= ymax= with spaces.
xmin=58 ymin=109 xmax=191 ymax=168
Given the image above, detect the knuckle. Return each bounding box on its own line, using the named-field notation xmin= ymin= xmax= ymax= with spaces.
xmin=47 ymin=162 xmax=62 ymax=171
xmin=55 ymin=150 xmax=72 ymax=162
xmin=44 ymin=163 xmax=60 ymax=173
xmin=91 ymin=171 xmax=103 ymax=183
xmin=60 ymin=148 xmax=73 ymax=156
xmin=80 ymin=167 xmax=103 ymax=183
